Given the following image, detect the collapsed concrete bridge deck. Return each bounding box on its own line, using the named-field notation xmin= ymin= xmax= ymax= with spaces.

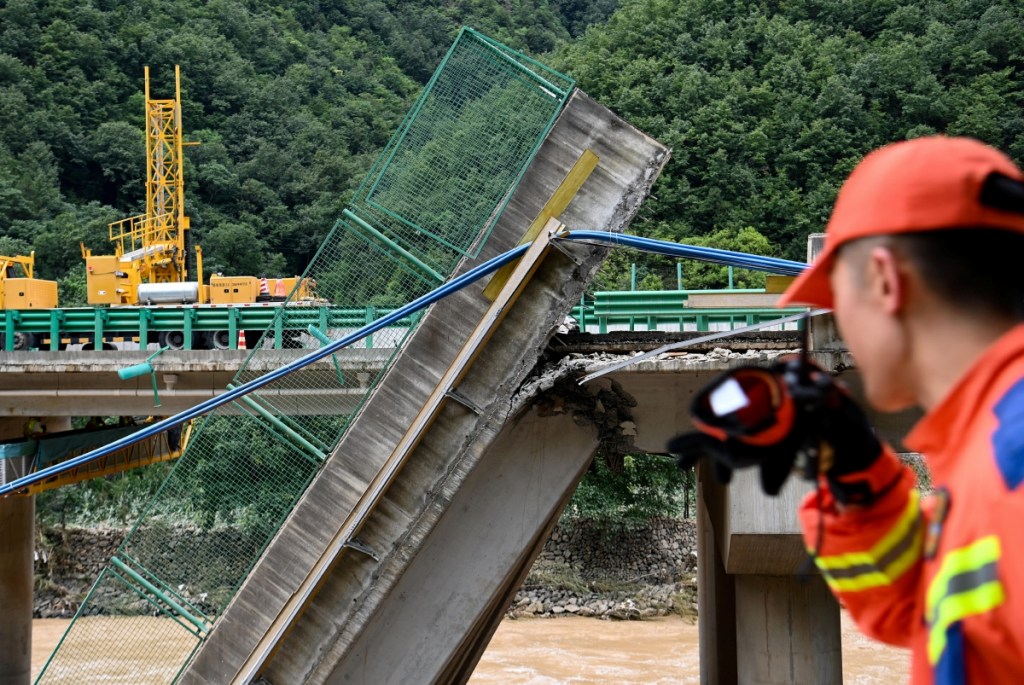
xmin=172 ymin=90 xmax=674 ymax=685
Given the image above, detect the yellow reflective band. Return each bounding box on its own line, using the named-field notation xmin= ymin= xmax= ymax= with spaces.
xmin=927 ymin=580 xmax=1004 ymax=665
xmin=812 ymin=490 xmax=922 ymax=593
xmin=926 ymin=535 xmax=1004 ymax=664
xmin=815 ymin=490 xmax=920 ymax=571
xmin=926 ymin=536 xmax=1001 ymax=619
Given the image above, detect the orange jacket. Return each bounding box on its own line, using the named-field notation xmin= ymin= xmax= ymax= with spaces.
xmin=800 ymin=325 xmax=1024 ymax=684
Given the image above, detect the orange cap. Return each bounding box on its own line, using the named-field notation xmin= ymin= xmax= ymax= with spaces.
xmin=780 ymin=136 xmax=1024 ymax=308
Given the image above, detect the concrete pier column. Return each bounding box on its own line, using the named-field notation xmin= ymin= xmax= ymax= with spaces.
xmin=0 ymin=415 xmax=70 ymax=685
xmin=735 ymin=574 xmax=841 ymax=685
xmin=0 ymin=416 xmax=36 ymax=685
xmin=696 ymin=466 xmax=842 ymax=685
xmin=696 ymin=462 xmax=737 ymax=685
xmin=0 ymin=492 xmax=34 ymax=685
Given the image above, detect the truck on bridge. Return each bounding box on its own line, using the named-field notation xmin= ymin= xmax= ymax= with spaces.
xmin=0 ymin=66 xmax=313 ymax=351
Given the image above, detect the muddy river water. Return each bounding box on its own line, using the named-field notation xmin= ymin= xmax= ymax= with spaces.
xmin=33 ymin=614 xmax=906 ymax=683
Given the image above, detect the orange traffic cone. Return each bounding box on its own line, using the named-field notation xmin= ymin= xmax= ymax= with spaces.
xmin=237 ymin=331 xmax=246 ymax=350
xmin=274 ymin=278 xmax=286 ymax=300
xmin=257 ymin=276 xmax=271 ymax=302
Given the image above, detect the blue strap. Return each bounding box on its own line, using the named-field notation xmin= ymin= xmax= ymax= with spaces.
xmin=992 ymin=378 xmax=1024 ymax=490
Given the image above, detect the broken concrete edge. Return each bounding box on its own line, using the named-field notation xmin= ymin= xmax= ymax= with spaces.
xmin=512 ymin=348 xmax=801 ymax=461
xmin=575 ymin=347 xmax=803 ymax=383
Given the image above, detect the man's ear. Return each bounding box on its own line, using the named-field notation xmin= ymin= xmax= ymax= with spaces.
xmin=866 ymin=245 xmax=903 ymax=315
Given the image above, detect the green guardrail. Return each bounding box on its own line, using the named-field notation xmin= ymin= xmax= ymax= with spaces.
xmin=0 ymin=290 xmax=803 ymax=351
xmin=0 ymin=306 xmax=420 ymax=351
xmin=570 ymin=289 xmax=805 ymax=333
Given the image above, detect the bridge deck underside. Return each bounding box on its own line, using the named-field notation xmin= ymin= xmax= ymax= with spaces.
xmin=0 ymin=350 xmax=382 ymax=416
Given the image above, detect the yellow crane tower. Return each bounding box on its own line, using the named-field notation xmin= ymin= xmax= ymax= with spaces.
xmin=82 ymin=65 xmax=204 ymax=305
xmin=80 ymin=66 xmax=307 ymax=309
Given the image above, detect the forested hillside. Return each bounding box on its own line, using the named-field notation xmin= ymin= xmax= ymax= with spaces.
xmin=1 ymin=0 xmax=1022 ymax=297
xmin=554 ymin=0 xmax=1024 ymax=288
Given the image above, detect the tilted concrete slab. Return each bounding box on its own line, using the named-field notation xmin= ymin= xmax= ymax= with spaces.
xmin=178 ymin=90 xmax=669 ymax=684
xmin=321 ymin=404 xmax=600 ymax=683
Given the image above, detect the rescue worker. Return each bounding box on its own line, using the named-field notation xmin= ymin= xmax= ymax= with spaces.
xmin=23 ymin=416 xmax=46 ymax=439
xmin=673 ymin=136 xmax=1024 ymax=683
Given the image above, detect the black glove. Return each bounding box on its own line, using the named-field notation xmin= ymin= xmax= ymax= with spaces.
xmin=668 ymin=357 xmax=884 ymax=501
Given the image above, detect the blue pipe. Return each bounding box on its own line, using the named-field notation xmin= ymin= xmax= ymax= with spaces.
xmin=558 ymin=231 xmax=807 ymax=276
xmin=0 ymin=243 xmax=532 ymax=498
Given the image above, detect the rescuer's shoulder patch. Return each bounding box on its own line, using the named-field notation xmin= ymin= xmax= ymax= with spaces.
xmin=992 ymin=377 xmax=1024 ymax=490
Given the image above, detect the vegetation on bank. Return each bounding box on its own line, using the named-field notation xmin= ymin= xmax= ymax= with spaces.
xmin=554 ymin=0 xmax=1024 ymax=280
xmin=3 ymin=0 xmax=1021 ymax=291
xmin=563 ymin=452 xmax=695 ymax=530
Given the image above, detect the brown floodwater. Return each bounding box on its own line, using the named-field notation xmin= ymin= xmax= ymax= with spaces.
xmin=33 ymin=613 xmax=907 ymax=683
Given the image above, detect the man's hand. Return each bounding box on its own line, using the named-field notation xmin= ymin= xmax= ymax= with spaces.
xmin=668 ymin=358 xmax=885 ymax=501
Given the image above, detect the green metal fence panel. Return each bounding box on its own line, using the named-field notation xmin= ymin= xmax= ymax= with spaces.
xmin=37 ymin=29 xmax=573 ymax=684
xmin=349 ymin=27 xmax=574 ymax=269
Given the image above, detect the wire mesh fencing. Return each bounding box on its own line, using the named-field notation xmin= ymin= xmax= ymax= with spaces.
xmin=37 ymin=28 xmax=573 ymax=684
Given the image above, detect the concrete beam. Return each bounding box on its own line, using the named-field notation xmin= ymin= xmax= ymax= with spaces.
xmin=323 ymin=407 xmax=598 ymax=683
xmin=0 ymin=350 xmax=384 ymax=416
xmin=685 ymin=293 xmax=781 ymax=308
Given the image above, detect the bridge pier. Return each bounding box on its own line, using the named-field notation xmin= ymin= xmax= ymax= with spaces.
xmin=0 ymin=494 xmax=33 ymax=685
xmin=735 ymin=574 xmax=841 ymax=684
xmin=696 ymin=464 xmax=843 ymax=685
xmin=0 ymin=418 xmax=35 ymax=685
xmin=0 ymin=415 xmax=71 ymax=685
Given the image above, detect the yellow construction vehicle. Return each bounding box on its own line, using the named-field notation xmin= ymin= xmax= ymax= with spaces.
xmin=0 ymin=252 xmax=58 ymax=310
xmin=82 ymin=66 xmax=308 ymax=307
xmin=82 ymin=65 xmax=195 ymax=306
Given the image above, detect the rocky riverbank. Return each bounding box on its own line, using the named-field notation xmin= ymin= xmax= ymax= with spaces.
xmin=33 ymin=518 xmax=699 ymax=620
xmin=509 ymin=517 xmax=698 ymax=620
xmin=510 ymin=577 xmax=696 ymax=620
xmin=34 ymin=527 xmax=123 ymax=618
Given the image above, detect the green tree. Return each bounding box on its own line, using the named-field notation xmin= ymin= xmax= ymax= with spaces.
xmin=2 ymin=0 xmax=599 ymax=290
xmin=564 ymin=452 xmax=688 ymax=530
xmin=682 ymin=226 xmax=775 ymax=290
xmin=554 ymin=0 xmax=1024 ymax=281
